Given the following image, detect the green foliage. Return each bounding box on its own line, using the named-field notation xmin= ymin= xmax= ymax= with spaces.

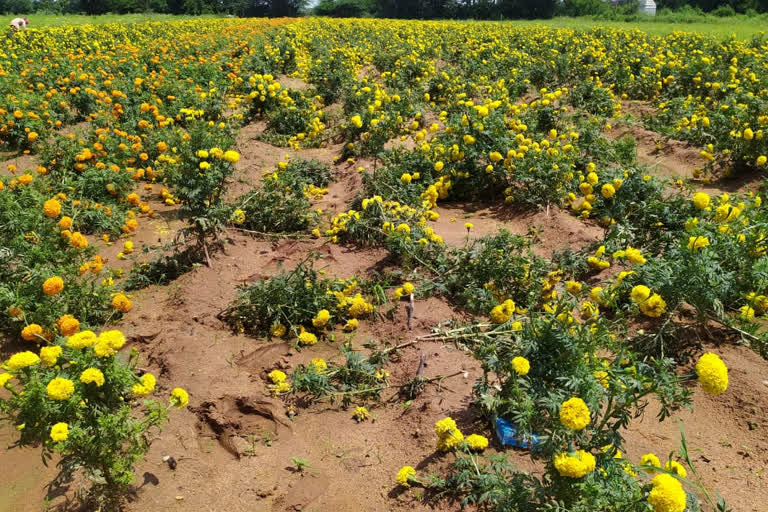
xmin=0 ymin=334 xmax=171 ymax=508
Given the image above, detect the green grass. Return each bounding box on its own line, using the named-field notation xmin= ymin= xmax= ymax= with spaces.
xmin=5 ymin=13 xmax=219 ymax=27
xmin=501 ymin=15 xmax=766 ymax=39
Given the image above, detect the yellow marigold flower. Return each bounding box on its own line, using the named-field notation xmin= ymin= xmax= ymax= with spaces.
xmin=347 ymin=294 xmax=373 ymax=317
xmin=687 ymin=236 xmax=709 ymax=251
xmin=625 ymin=247 xmax=646 ymax=265
xmin=586 ymin=171 xmax=598 ymax=185
xmin=739 ymin=305 xmax=755 ymax=319
xmin=43 ymin=276 xmax=64 ymax=296
xmin=400 ymin=173 xmax=412 ymax=184
xmin=50 ymin=422 xmax=69 ymax=442
xmin=757 ymin=155 xmax=767 ymax=167
xmin=593 ymin=370 xmax=609 ymax=388
xmin=311 ymin=358 xmax=327 ymax=372
xmin=353 ymin=406 xmax=370 ymax=422
xmin=566 ymin=280 xmax=582 ymax=293
xmin=46 ymin=377 xmax=75 ymax=401
xmin=695 ymin=352 xmax=728 ymax=394
xmin=80 ymin=368 xmax=105 ymax=387
xmin=463 ymin=134 xmax=476 ymax=145
xmin=601 ymin=183 xmax=616 ymax=198
xmin=28 ymin=131 xmax=38 ymax=142
xmin=630 ymin=285 xmax=651 ymax=304
xmin=648 ymin=473 xmax=686 ymax=512
xmin=43 ymin=199 xmax=62 ymax=218
xmin=99 ymin=330 xmax=126 ymax=350
xmin=0 ymin=373 xmax=13 ymax=387
xmin=312 ymin=309 xmax=331 ymax=328
xmin=40 ymin=345 xmax=62 ymax=366
xmin=464 ymin=222 xmax=474 ymax=231
xmin=640 ymin=453 xmax=661 ymax=473
xmin=268 ymin=369 xmax=287 ymax=384
xmin=271 ymin=322 xmax=287 ymax=337
xmin=93 ymin=341 xmax=116 ymax=358
xmin=553 ymin=450 xmax=596 ymax=478
xmin=559 ymin=397 xmax=591 ymax=430
xmin=343 ymin=318 xmax=359 ymax=331
xmin=21 ymin=323 xmax=43 ymax=341
xmin=511 ymin=356 xmax=530 ymax=376
xmin=298 ymin=331 xmax=318 ymax=345
xmin=7 ymin=351 xmax=40 ymax=370
xmin=67 ymin=330 xmax=97 ymax=349
xmin=744 ymin=128 xmax=754 ymax=141
xmin=396 ymin=466 xmax=417 ymax=487
xmin=57 ymin=315 xmax=80 ymax=336
xmin=231 ymin=208 xmax=245 ymax=224
xmin=402 ymin=282 xmax=415 ymax=294
xmin=223 ymin=150 xmax=240 ymax=163
xmin=434 ymin=416 xmax=460 ymax=437
xmin=112 ymin=293 xmax=133 ymax=313
xmin=664 ymin=460 xmax=687 ymax=478
xmin=692 ymin=192 xmax=710 ymax=210
xmin=132 ymin=373 xmax=156 ymax=396
xmin=640 ymin=293 xmax=667 ymax=317
xmin=465 ymin=434 xmax=489 ymax=451
xmin=170 ymin=387 xmax=189 ymax=408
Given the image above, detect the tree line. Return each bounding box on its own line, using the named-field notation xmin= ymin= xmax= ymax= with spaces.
xmin=2 ymin=0 xmax=768 ymax=18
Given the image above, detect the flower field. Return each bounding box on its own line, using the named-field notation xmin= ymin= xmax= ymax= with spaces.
xmin=1 ymin=16 xmax=768 ymax=512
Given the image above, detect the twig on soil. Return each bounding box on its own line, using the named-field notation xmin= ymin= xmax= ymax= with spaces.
xmin=406 ymin=293 xmax=415 ymax=330
xmin=228 ymin=227 xmax=312 ymax=240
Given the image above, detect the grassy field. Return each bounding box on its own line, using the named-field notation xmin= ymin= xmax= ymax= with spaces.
xmin=5 ymin=13 xmax=765 ymax=39
xmin=513 ymin=15 xmax=767 ymax=38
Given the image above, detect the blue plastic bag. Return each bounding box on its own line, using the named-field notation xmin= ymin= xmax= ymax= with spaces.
xmin=495 ymin=416 xmax=540 ymax=450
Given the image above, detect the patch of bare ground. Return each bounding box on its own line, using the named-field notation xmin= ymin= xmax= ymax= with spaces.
xmin=228 ymin=120 xmax=345 ymax=198
xmin=432 ymin=203 xmax=603 ymax=257
xmin=277 ymin=75 xmax=311 ymax=92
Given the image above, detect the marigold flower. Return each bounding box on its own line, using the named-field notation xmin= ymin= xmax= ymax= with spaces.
xmin=43 ymin=276 xmax=64 ymax=296
xmin=640 ymin=453 xmax=661 ymax=473
xmin=298 ymin=331 xmax=318 ymax=345
xmin=271 ymin=322 xmax=287 ymax=337
xmin=553 ymin=450 xmax=596 ymax=478
xmin=40 ymin=345 xmax=62 ymax=366
xmin=640 ymin=293 xmax=667 ymax=317
xmin=0 ymin=373 xmax=13 ymax=387
xmin=112 ymin=293 xmax=133 ymax=313
xmin=50 ymin=422 xmax=69 ymax=442
xmin=695 ymin=352 xmax=728 ymax=394
xmin=601 ymin=183 xmax=615 ymax=198
xmin=353 ymin=406 xmax=370 ymax=422
xmin=343 ymin=318 xmax=358 ymax=331
xmin=648 ymin=473 xmax=686 ymax=512
xmin=43 ymin=199 xmax=62 ymax=218
xmin=67 ymin=330 xmax=97 ymax=349
xmin=70 ymin=231 xmax=88 ymax=249
xmin=133 ymin=373 xmax=156 ymax=396
xmin=435 ymin=416 xmax=464 ymax=451
xmin=21 ymin=323 xmax=43 ymax=341
xmin=511 ymin=356 xmax=530 ymax=376
xmin=223 ymin=150 xmax=240 ymax=163
xmin=312 ymin=309 xmax=331 ymax=328
xmin=99 ymin=330 xmax=126 ymax=350
xmin=46 ymin=377 xmax=75 ymax=401
xmin=692 ymin=192 xmax=710 ymax=210
xmin=664 ymin=460 xmax=687 ymax=478
xmin=630 ymin=285 xmax=651 ymax=303
xmin=170 ymin=387 xmax=189 ymax=408
xmin=465 ymin=434 xmax=489 ymax=451
xmin=559 ymin=397 xmax=591 ymax=430
xmin=7 ymin=351 xmax=40 ymax=370
xmin=396 ymin=465 xmax=417 ymax=487
xmin=56 ymin=315 xmax=80 ymax=336
xmin=402 ymin=282 xmax=415 ymax=295
xmin=687 ymin=236 xmax=710 ymax=251
xmin=311 ymin=358 xmax=327 ymax=372
xmin=80 ymin=368 xmax=105 ymax=387
xmin=268 ymin=369 xmax=287 ymax=384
